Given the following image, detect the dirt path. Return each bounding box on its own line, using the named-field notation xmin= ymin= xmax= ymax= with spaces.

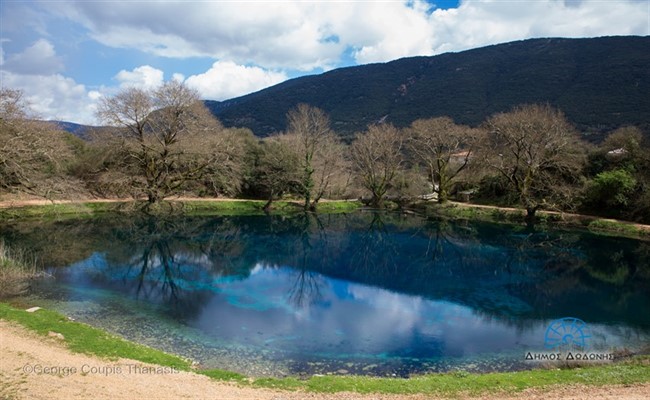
xmin=1 ymin=321 xmax=648 ymax=400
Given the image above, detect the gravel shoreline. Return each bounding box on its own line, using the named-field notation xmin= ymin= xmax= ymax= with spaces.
xmin=2 ymin=321 xmax=649 ymax=400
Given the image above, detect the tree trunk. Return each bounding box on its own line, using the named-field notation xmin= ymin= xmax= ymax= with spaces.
xmin=303 ymin=164 xmax=314 ymax=211
xmin=437 ymin=187 xmax=448 ymax=203
xmin=263 ymin=191 xmax=274 ymax=212
xmin=263 ymin=197 xmax=274 ymax=212
xmin=147 ymin=190 xmax=161 ymax=204
xmin=304 ymin=191 xmax=311 ymax=211
xmin=309 ymin=198 xmax=319 ymax=212
xmin=370 ymin=194 xmax=384 ymax=208
xmin=525 ymin=206 xmax=538 ymax=225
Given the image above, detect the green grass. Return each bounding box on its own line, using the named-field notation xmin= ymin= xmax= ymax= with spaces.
xmin=0 ymin=302 xmax=190 ymax=370
xmin=3 ymin=199 xmax=645 ymax=241
xmin=0 ymin=199 xmax=363 ymax=220
xmin=179 ymin=199 xmax=361 ymax=215
xmin=423 ymin=202 xmax=650 ymax=240
xmin=172 ymin=200 xmax=268 ymax=215
xmin=312 ymin=200 xmax=361 ymax=213
xmin=178 ymin=199 xmax=302 ymax=215
xmin=586 ymin=219 xmax=649 ymax=237
xmin=197 ymin=368 xmax=249 ymax=383
xmin=1 ymin=302 xmax=648 ymax=397
xmin=0 ymin=202 xmax=130 ymax=221
xmin=250 ymin=363 xmax=650 ymax=395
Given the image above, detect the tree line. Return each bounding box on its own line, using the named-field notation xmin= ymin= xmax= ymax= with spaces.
xmin=1 ymin=83 xmax=649 ymax=223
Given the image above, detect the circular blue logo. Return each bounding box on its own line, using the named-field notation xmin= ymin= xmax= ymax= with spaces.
xmin=544 ymin=317 xmax=591 ymax=350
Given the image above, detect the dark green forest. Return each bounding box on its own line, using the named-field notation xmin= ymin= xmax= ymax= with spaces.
xmin=205 ymin=36 xmax=650 ymax=141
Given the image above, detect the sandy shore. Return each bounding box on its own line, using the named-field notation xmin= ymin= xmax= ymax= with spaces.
xmin=1 ymin=321 xmax=648 ymax=400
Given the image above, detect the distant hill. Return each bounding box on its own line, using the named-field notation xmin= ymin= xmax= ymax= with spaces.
xmin=50 ymin=121 xmax=116 ymax=140
xmin=205 ymin=36 xmax=650 ymax=141
xmin=51 ymin=121 xmax=91 ymax=136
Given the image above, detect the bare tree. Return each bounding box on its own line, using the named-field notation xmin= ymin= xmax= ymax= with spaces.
xmin=96 ymin=81 xmax=227 ymax=205
xmin=282 ymin=132 xmax=348 ymax=210
xmin=408 ymin=117 xmax=482 ymax=203
xmin=252 ymin=137 xmax=301 ymax=211
xmin=285 ymin=104 xmax=339 ymax=211
xmin=0 ymin=88 xmax=79 ymax=198
xmin=309 ymin=135 xmax=351 ymax=203
xmin=350 ymin=123 xmax=404 ymax=208
xmin=484 ymin=104 xmax=586 ymax=222
xmin=198 ymin=128 xmax=252 ymax=197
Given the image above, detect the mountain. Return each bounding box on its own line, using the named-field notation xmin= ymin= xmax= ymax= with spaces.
xmin=205 ymin=36 xmax=650 ymax=141
xmin=51 ymin=121 xmax=92 ymax=136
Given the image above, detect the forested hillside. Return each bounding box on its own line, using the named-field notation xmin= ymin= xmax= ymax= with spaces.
xmin=206 ymin=36 xmax=650 ymax=141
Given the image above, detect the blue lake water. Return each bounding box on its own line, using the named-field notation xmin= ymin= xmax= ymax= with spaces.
xmin=3 ymin=211 xmax=649 ymax=376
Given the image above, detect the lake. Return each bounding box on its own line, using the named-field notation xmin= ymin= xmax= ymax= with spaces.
xmin=2 ymin=211 xmax=649 ymax=377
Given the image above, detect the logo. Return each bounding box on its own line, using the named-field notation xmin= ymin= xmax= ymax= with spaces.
xmin=525 ymin=317 xmax=613 ymax=362
xmin=544 ymin=317 xmax=591 ymax=350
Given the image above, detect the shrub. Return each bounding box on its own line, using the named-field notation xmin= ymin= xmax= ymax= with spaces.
xmin=585 ymin=169 xmax=637 ymax=211
xmin=0 ymin=241 xmax=39 ymax=298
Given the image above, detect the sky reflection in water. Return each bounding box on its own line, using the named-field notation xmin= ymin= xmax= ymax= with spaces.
xmin=6 ymin=211 xmax=650 ymax=376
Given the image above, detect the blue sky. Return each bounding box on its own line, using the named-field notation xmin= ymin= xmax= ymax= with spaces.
xmin=1 ymin=0 xmax=649 ymax=124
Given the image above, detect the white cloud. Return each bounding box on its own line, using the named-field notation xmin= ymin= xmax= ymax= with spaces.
xmin=0 ymin=60 xmax=286 ymax=124
xmin=44 ymin=0 xmax=649 ymax=71
xmin=48 ymin=1 xmax=344 ymax=70
xmin=427 ymin=0 xmax=650 ymax=55
xmin=0 ymin=38 xmax=100 ymax=124
xmin=327 ymin=1 xmax=436 ymax=64
xmin=3 ymin=0 xmax=648 ymax=125
xmin=2 ymin=39 xmax=64 ymax=75
xmin=114 ymin=65 xmax=164 ymax=90
xmin=184 ymin=61 xmax=287 ymax=100
xmin=0 ymin=71 xmax=97 ymax=124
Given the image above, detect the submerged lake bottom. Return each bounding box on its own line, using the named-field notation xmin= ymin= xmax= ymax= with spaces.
xmin=5 ymin=211 xmax=650 ymax=377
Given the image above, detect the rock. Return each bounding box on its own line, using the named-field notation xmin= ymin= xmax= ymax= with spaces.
xmin=336 ymin=369 xmax=349 ymax=374
xmin=25 ymin=307 xmax=42 ymax=313
xmin=48 ymin=331 xmax=65 ymax=340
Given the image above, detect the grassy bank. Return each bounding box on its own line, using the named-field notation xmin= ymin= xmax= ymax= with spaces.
xmin=180 ymin=199 xmax=361 ymax=216
xmin=1 ymin=302 xmax=648 ymax=397
xmin=422 ymin=202 xmax=650 ymax=240
xmin=1 ymin=198 xmax=648 ymax=240
xmin=0 ymin=302 xmax=192 ymax=370
xmin=0 ymin=201 xmax=127 ymax=220
xmin=0 ymin=199 xmax=362 ymax=220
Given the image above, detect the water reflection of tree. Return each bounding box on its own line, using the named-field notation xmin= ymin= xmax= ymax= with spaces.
xmin=98 ymin=215 xmax=285 ymax=318
xmin=419 ymin=219 xmax=481 ymax=275
xmin=348 ymin=211 xmax=404 ymax=276
xmin=284 ymin=213 xmax=329 ymax=307
xmin=97 ymin=217 xmax=212 ymax=317
xmin=288 ymin=267 xmax=324 ymax=307
xmin=3 ymin=212 xmax=650 ymax=326
xmin=0 ymin=218 xmax=112 ymax=268
xmin=195 ymin=218 xmax=248 ymax=276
